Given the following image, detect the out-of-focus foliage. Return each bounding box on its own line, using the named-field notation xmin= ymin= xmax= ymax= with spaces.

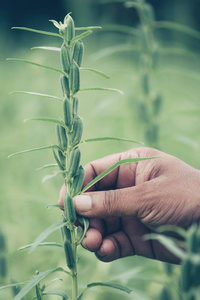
xmin=1 ymin=0 xmax=200 ymax=299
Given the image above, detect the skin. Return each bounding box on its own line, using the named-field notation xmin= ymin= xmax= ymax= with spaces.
xmin=59 ymin=147 xmax=200 ymax=264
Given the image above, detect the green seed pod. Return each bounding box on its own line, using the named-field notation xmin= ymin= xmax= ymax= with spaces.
xmin=145 ymin=123 xmax=158 ymax=145
xmin=142 ymin=72 xmax=149 ymax=95
xmin=153 ymin=94 xmax=163 ymax=116
xmin=179 ymin=259 xmax=193 ymax=292
xmin=73 ymin=40 xmax=84 ymax=67
xmin=64 ymin=191 xmax=76 ymax=224
xmin=138 ymin=101 xmax=148 ymax=123
xmin=71 ymin=116 xmax=83 ymax=147
xmin=0 ymin=254 xmax=7 ymax=278
xmin=144 ymin=3 xmax=155 ymax=25
xmin=35 ymin=285 xmax=42 ymax=300
xmin=64 ymin=14 xmax=75 ymax=45
xmin=188 ymin=224 xmax=198 ymax=253
xmin=61 ymin=43 xmax=71 ymax=74
xmin=60 ymin=75 xmax=70 ymax=98
xmin=160 ymin=287 xmax=172 ymax=300
xmin=70 ymin=60 xmax=80 ymax=95
xmin=53 ymin=149 xmax=65 ymax=171
xmin=70 ymin=166 xmax=85 ymax=197
xmin=72 ymin=97 xmax=79 ymax=119
xmin=64 ymin=240 xmax=75 ymax=270
xmin=63 ymin=98 xmax=72 ymax=128
xmin=61 ymin=216 xmax=71 ymax=243
xmin=56 ymin=124 xmax=68 ymax=151
xmin=68 ymin=147 xmax=81 ymax=178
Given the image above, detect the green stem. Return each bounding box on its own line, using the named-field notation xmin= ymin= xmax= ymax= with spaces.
xmin=71 ymin=229 xmax=78 ymax=300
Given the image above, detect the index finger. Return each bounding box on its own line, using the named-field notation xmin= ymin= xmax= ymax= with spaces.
xmin=83 ymin=148 xmax=139 ymax=191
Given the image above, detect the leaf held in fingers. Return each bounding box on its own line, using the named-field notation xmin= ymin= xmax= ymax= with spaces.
xmin=82 ymin=157 xmax=160 ymax=193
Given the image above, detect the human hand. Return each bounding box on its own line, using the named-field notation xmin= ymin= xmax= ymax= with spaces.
xmin=59 ymin=147 xmax=200 ymax=263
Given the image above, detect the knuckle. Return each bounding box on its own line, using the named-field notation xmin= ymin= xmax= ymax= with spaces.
xmin=103 ymin=190 xmax=120 ymax=216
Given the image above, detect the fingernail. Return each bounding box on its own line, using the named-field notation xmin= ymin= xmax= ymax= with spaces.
xmin=96 ymin=250 xmax=106 ymax=257
xmin=74 ymin=195 xmax=92 ymax=213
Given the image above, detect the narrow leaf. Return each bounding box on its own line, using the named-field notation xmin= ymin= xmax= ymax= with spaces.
xmin=93 ymin=44 xmax=140 ymax=60
xmin=43 ymin=290 xmax=68 ymax=298
xmin=42 ymin=170 xmax=66 ymax=183
xmin=144 ymin=234 xmax=186 ymax=260
xmin=31 ymin=46 xmax=61 ymax=52
xmin=8 ymin=145 xmax=60 ymax=159
xmin=81 ymin=136 xmax=144 ymax=145
xmin=31 ymin=221 xmax=67 ymax=251
xmin=12 ymin=27 xmax=61 ymax=38
xmin=13 ymin=268 xmax=65 ymax=300
xmin=87 ymin=282 xmax=132 ymax=294
xmin=102 ymin=24 xmax=139 ymax=35
xmin=79 ymin=87 xmax=123 ymax=95
xmin=82 ymin=157 xmax=159 ymax=193
xmin=45 ymin=277 xmax=63 ymax=288
xmin=24 ymin=117 xmax=66 ymax=128
xmin=0 ymin=281 xmax=28 ymax=291
xmin=46 ymin=204 xmax=64 ymax=210
xmin=152 ymin=21 xmax=200 ymax=40
xmin=80 ymin=68 xmax=110 ymax=79
xmin=18 ymin=242 xmax=63 ymax=251
xmin=156 ymin=225 xmax=187 ymax=239
xmin=7 ymin=58 xmax=66 ymax=75
xmin=75 ymin=26 xmax=101 ymax=31
xmin=71 ymin=30 xmax=92 ymax=44
xmin=77 ymin=216 xmax=89 ymax=244
xmin=36 ymin=164 xmax=58 ymax=171
xmin=10 ymin=91 xmax=63 ymax=101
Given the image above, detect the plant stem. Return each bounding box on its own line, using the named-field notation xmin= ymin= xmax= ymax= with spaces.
xmin=71 ymin=229 xmax=78 ymax=300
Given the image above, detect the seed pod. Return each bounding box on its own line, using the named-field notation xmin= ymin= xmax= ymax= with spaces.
xmin=73 ymin=40 xmax=84 ymax=67
xmin=70 ymin=166 xmax=85 ymax=197
xmin=72 ymin=97 xmax=79 ymax=119
xmin=138 ymin=101 xmax=148 ymax=123
xmin=68 ymin=147 xmax=81 ymax=178
xmin=71 ymin=116 xmax=83 ymax=147
xmin=188 ymin=224 xmax=198 ymax=253
xmin=53 ymin=149 xmax=65 ymax=171
xmin=63 ymin=98 xmax=72 ymax=128
xmin=142 ymin=73 xmax=149 ymax=95
xmin=179 ymin=259 xmax=193 ymax=292
xmin=64 ymin=15 xmax=75 ymax=45
xmin=61 ymin=216 xmax=71 ymax=243
xmin=64 ymin=192 xmax=76 ymax=224
xmin=60 ymin=75 xmax=70 ymax=98
xmin=192 ymin=262 xmax=200 ymax=287
xmin=64 ymin=240 xmax=75 ymax=270
xmin=153 ymin=94 xmax=162 ymax=116
xmin=61 ymin=43 xmax=71 ymax=74
xmin=56 ymin=124 xmax=68 ymax=151
xmin=70 ymin=60 xmax=80 ymax=95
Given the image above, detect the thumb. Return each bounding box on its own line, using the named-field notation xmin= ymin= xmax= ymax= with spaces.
xmin=73 ymin=186 xmax=144 ymax=218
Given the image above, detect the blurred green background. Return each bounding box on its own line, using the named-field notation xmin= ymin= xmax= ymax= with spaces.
xmin=1 ymin=0 xmax=200 ymax=299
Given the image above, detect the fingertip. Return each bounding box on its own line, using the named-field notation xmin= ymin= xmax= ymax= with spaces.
xmin=82 ymin=228 xmax=102 ymax=252
xmin=58 ymin=184 xmax=66 ymax=207
xmin=95 ymin=238 xmax=117 ymax=262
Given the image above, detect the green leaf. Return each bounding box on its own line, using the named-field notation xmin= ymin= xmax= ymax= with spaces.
xmin=46 ymin=204 xmax=64 ymax=210
xmin=80 ymin=68 xmax=110 ymax=79
xmin=7 ymin=58 xmax=66 ymax=75
xmin=45 ymin=277 xmax=63 ymax=288
xmin=42 ymin=170 xmax=67 ymax=182
xmin=82 ymin=157 xmax=159 ymax=193
xmin=43 ymin=290 xmax=68 ymax=299
xmin=0 ymin=281 xmax=28 ymax=291
xmin=24 ymin=117 xmax=66 ymax=129
xmin=81 ymin=136 xmax=144 ymax=145
xmin=77 ymin=216 xmax=89 ymax=244
xmin=71 ymin=30 xmax=93 ymax=44
xmin=11 ymin=27 xmax=62 ymax=38
xmin=30 ymin=221 xmax=67 ymax=251
xmin=18 ymin=242 xmax=63 ymax=251
xmin=36 ymin=164 xmax=58 ymax=171
xmin=152 ymin=21 xmax=200 ymax=40
xmin=144 ymin=233 xmax=186 ymax=260
xmin=31 ymin=46 xmax=61 ymax=52
xmin=156 ymin=225 xmax=187 ymax=239
xmin=8 ymin=145 xmax=60 ymax=158
xmin=101 ymin=24 xmax=139 ymax=35
xmin=79 ymin=87 xmax=123 ymax=95
xmin=10 ymin=91 xmax=63 ymax=101
xmin=13 ymin=268 xmax=65 ymax=300
xmin=75 ymin=26 xmax=101 ymax=31
xmin=78 ymin=282 xmax=132 ymax=299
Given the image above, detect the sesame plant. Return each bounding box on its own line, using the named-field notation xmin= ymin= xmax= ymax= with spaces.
xmin=2 ymin=13 xmax=159 ymax=300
